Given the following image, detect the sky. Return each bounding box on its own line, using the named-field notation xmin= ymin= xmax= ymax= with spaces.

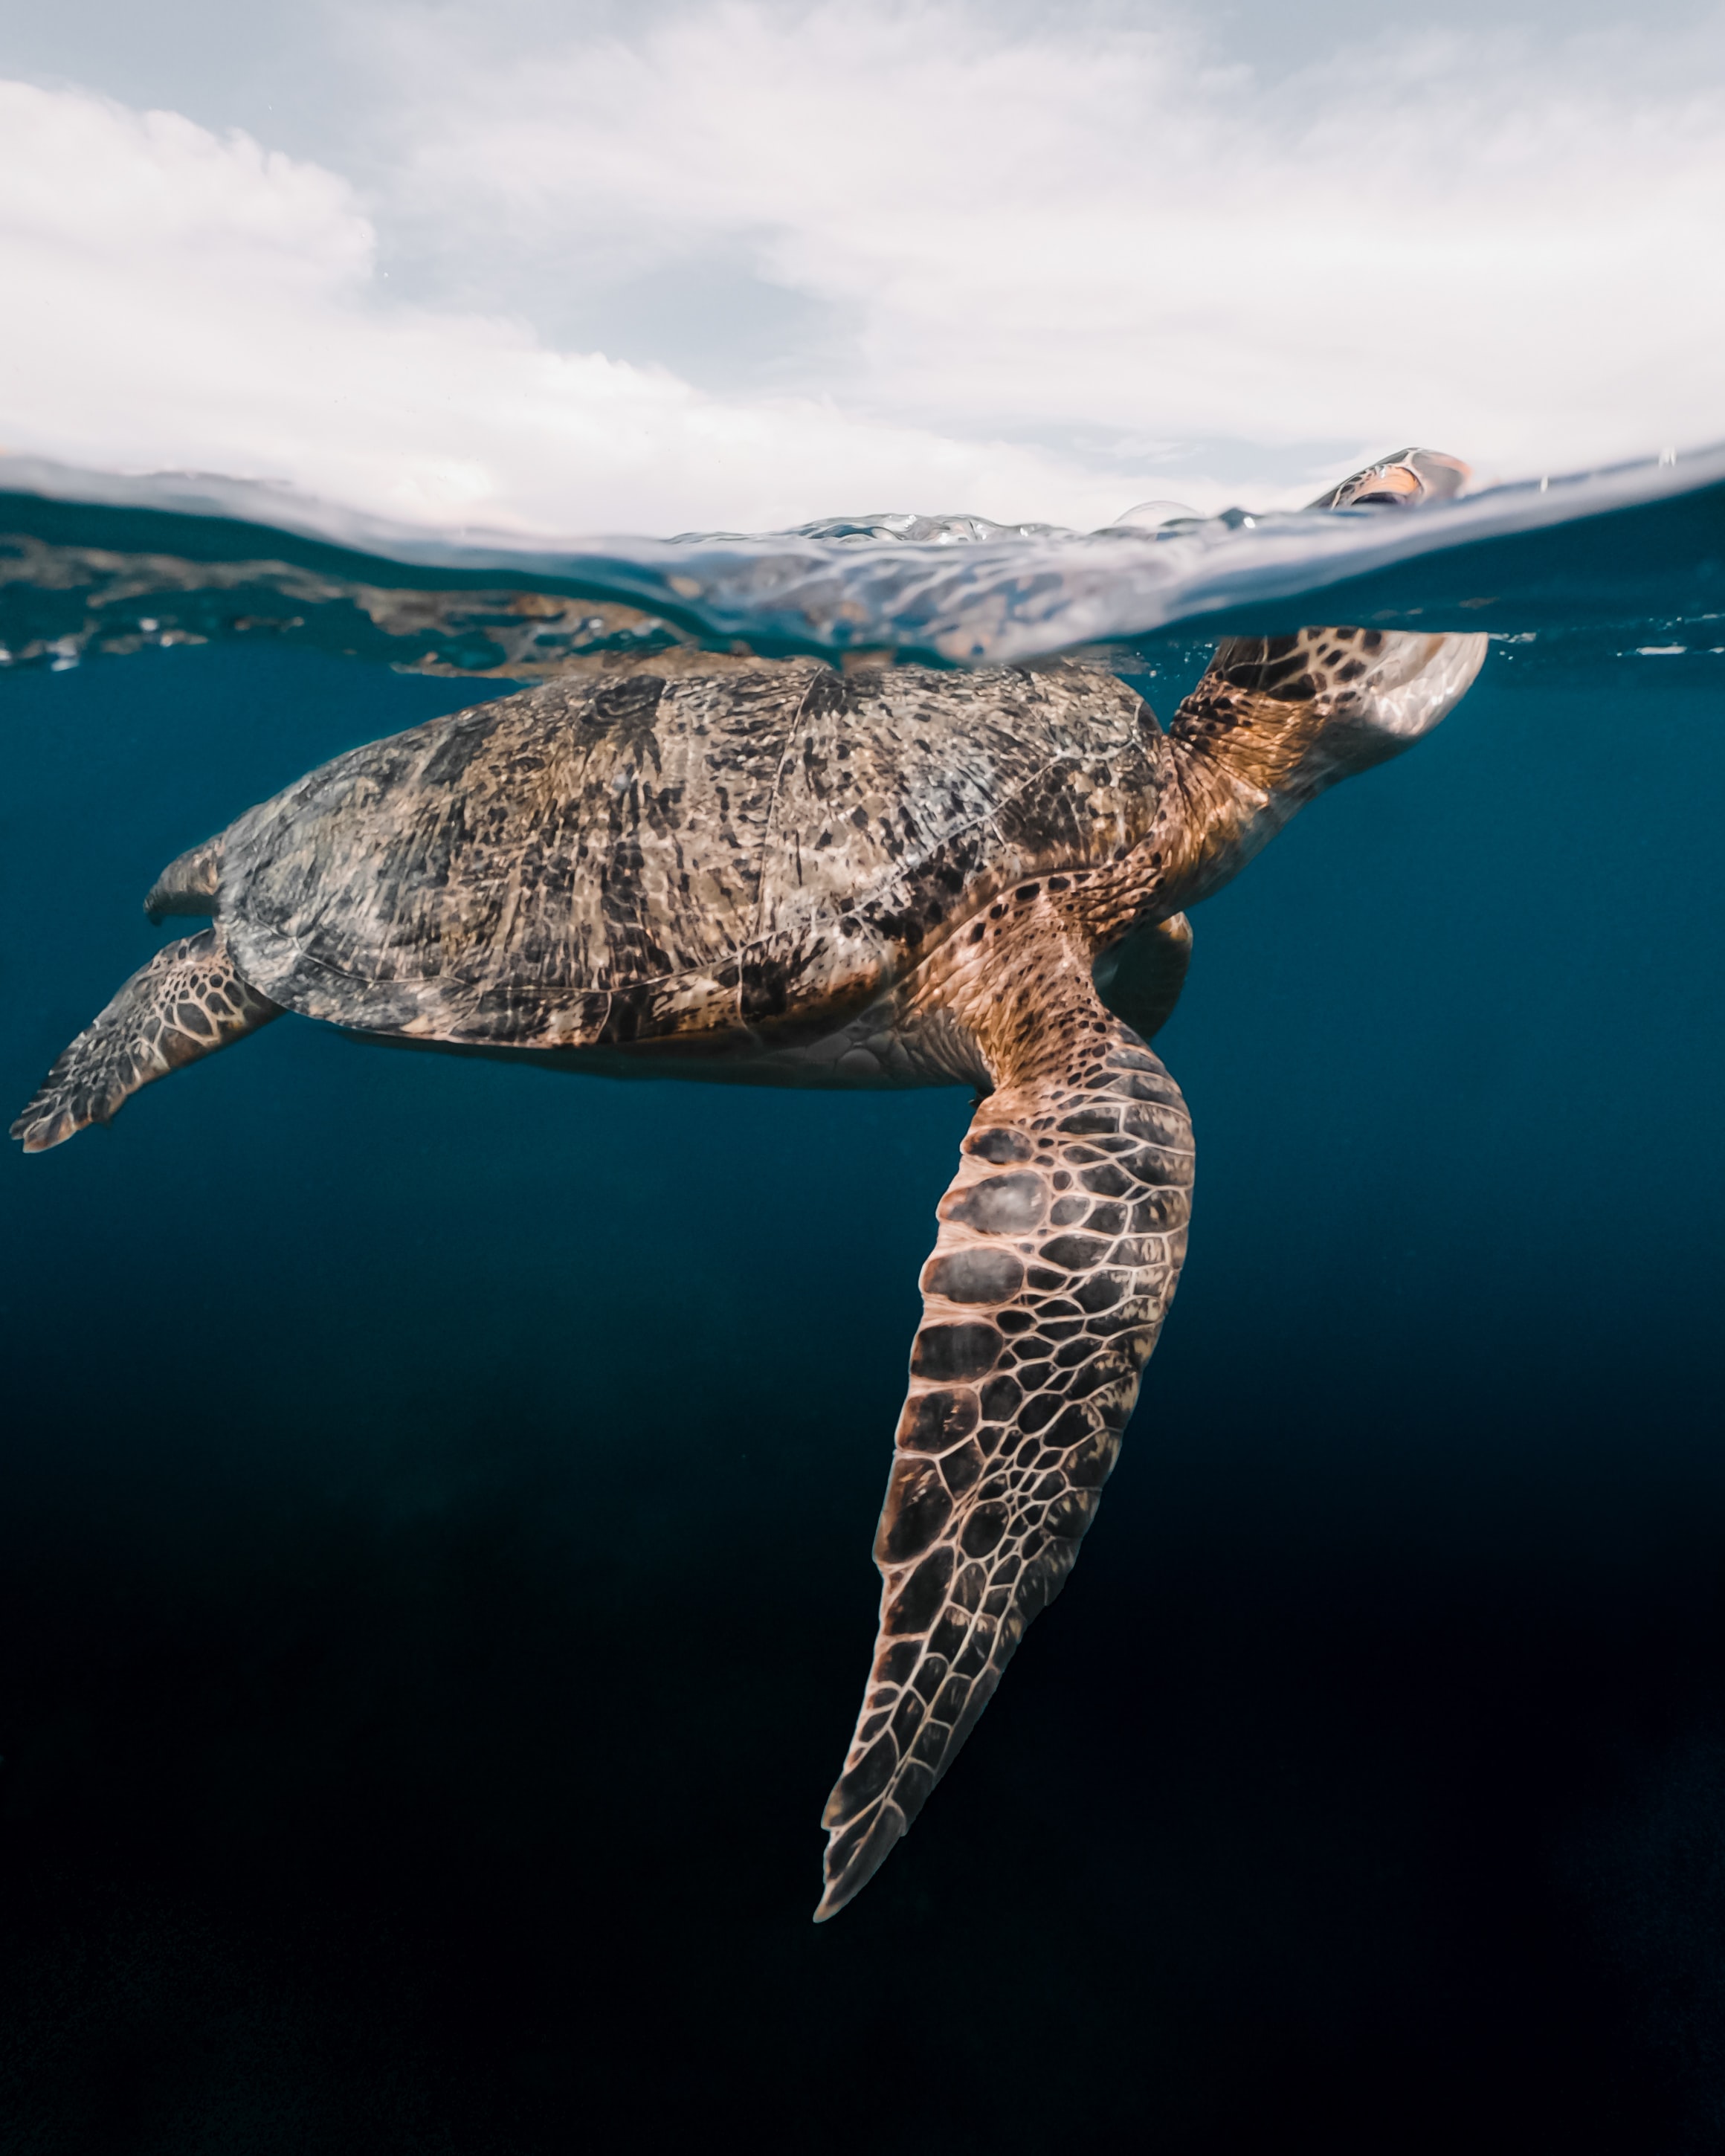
xmin=1 ymin=0 xmax=1721 ymax=535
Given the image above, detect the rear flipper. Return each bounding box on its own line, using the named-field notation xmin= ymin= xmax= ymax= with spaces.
xmin=11 ymin=924 xmax=280 ymax=1152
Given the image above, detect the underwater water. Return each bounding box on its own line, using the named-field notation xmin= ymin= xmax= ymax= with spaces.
xmin=2 ymin=457 xmax=1724 ymax=2152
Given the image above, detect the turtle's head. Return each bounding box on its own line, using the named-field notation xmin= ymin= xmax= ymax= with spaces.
xmin=1308 ymin=448 xmax=1471 ymax=511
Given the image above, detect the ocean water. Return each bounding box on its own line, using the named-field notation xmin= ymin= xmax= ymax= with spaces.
xmin=2 ymin=454 xmax=1724 ymax=2152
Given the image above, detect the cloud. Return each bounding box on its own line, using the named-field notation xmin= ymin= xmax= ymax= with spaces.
xmin=0 ymin=76 xmax=1145 ymax=532
xmin=358 ymin=2 xmax=1725 ymax=459
xmin=1 ymin=2 xmax=1722 ymax=535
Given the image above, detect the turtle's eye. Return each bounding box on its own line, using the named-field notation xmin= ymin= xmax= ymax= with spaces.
xmin=1350 ymin=464 xmax=1425 ymax=507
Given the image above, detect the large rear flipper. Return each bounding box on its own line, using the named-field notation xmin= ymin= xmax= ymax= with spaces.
xmin=12 ymin=924 xmax=279 ymax=1152
xmin=816 ymin=965 xmax=1193 ymax=1919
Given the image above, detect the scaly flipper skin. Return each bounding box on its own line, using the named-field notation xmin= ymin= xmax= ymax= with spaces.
xmin=10 ymin=924 xmax=280 ymax=1152
xmin=816 ymin=914 xmax=1193 ymax=1919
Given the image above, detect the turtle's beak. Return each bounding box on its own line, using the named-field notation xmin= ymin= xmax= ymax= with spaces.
xmin=1311 ymin=448 xmax=1472 ymax=510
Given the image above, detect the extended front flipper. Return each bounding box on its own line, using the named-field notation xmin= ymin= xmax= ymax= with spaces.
xmin=816 ymin=949 xmax=1193 ymax=1919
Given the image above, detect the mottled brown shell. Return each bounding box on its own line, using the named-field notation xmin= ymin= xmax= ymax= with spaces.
xmin=220 ymin=657 xmax=1173 ymax=1048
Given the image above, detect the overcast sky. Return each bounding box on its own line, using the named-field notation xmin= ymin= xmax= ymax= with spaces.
xmin=1 ymin=0 xmax=1721 ymax=535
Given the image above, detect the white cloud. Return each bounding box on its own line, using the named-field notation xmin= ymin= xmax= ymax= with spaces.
xmin=361 ymin=3 xmax=1725 ymax=462
xmin=0 ymin=77 xmax=1139 ymax=532
xmin=1 ymin=2 xmax=1722 ymax=536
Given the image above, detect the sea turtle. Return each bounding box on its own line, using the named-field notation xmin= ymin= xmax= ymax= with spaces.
xmin=13 ymin=450 xmax=1486 ymax=1920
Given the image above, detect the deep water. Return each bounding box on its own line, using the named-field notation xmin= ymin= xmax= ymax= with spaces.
xmin=3 ymin=473 xmax=1725 ymax=2153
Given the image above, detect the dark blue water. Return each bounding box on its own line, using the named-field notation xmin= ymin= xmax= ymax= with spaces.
xmin=3 ymin=468 xmax=1725 ymax=2151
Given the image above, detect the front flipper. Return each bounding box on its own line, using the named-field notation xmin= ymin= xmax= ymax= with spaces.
xmin=816 ymin=987 xmax=1193 ymax=1919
